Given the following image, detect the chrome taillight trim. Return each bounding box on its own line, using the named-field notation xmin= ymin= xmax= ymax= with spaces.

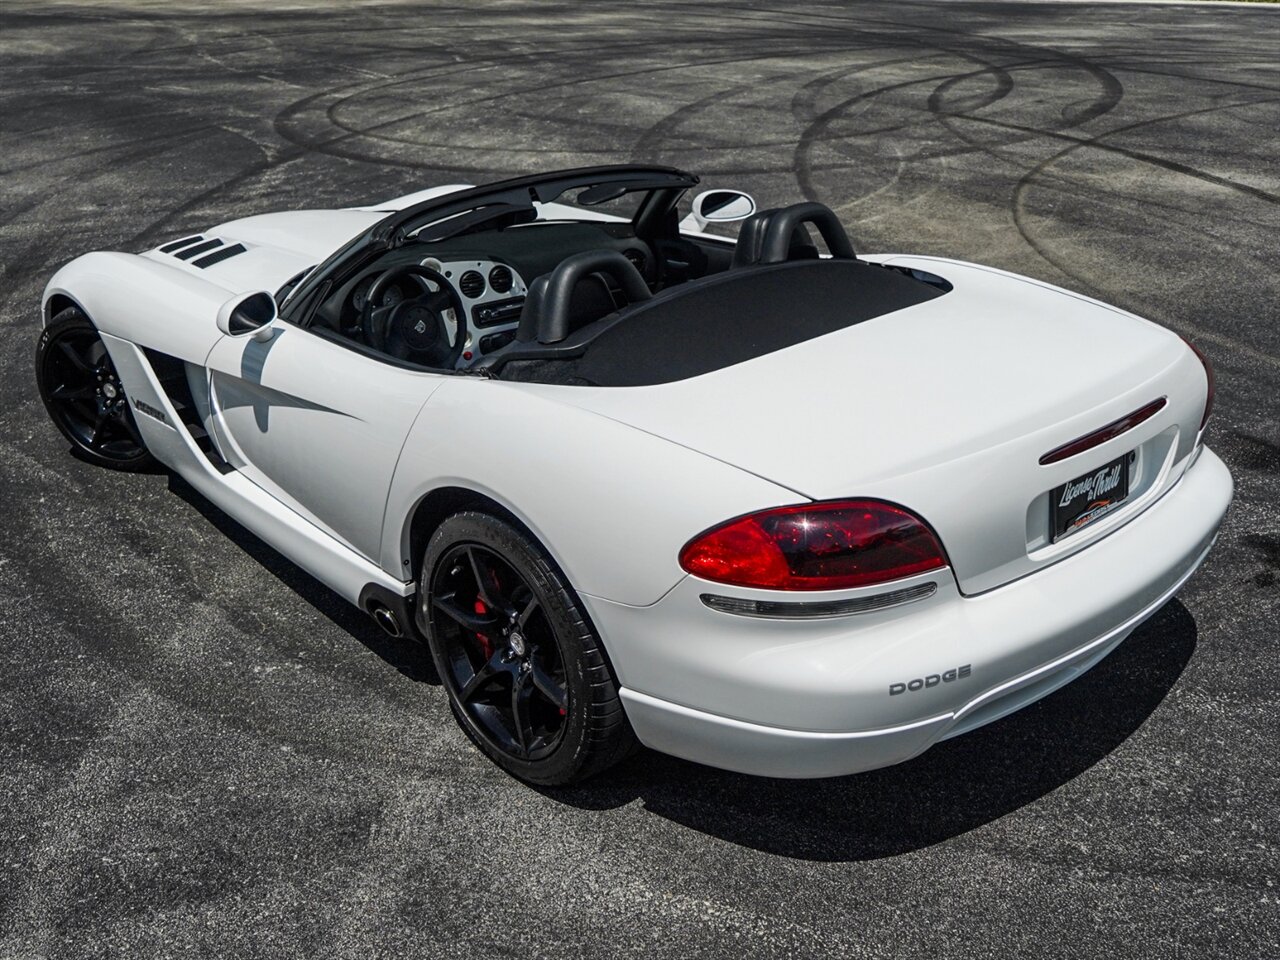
xmin=699 ymin=581 xmax=938 ymax=620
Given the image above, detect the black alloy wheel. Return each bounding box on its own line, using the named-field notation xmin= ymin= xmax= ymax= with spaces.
xmin=421 ymin=511 xmax=635 ymax=785
xmin=35 ymin=307 xmax=155 ymax=471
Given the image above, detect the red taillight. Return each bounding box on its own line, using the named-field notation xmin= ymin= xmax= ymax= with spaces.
xmin=1181 ymin=336 xmax=1215 ymax=431
xmin=679 ymin=500 xmax=947 ymax=591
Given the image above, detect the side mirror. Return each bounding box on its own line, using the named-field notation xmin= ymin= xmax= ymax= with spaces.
xmin=680 ymin=189 xmax=757 ymax=232
xmin=216 ymin=291 xmax=277 ymax=342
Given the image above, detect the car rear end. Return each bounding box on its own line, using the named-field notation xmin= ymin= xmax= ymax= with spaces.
xmin=559 ymin=257 xmax=1232 ymax=777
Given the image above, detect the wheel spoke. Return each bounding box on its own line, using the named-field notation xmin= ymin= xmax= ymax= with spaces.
xmin=459 ymin=652 xmax=504 ymax=704
xmin=516 ymin=595 xmax=539 ymax=630
xmin=48 ymin=382 xmax=96 ymax=401
xmin=510 ymin=671 xmax=534 ymax=755
xmin=87 ymin=410 xmax=111 ymax=449
xmin=432 ymin=593 xmax=499 ymax=633
xmin=57 ymin=340 xmax=92 ymax=373
xmin=114 ymin=409 xmax=144 ymax=445
xmin=529 ymin=659 xmax=567 ymax=712
xmin=467 ymin=547 xmax=498 ymax=608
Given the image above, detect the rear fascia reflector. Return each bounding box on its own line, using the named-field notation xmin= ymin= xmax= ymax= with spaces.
xmin=700 ymin=582 xmax=937 ymax=619
xmin=1039 ymin=398 xmax=1167 ymax=466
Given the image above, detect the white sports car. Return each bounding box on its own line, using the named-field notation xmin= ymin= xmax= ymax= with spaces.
xmin=36 ymin=165 xmax=1232 ymax=785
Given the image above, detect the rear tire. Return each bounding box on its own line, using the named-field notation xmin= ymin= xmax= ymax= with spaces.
xmin=419 ymin=511 xmax=636 ymax=785
xmin=35 ymin=307 xmax=155 ymax=471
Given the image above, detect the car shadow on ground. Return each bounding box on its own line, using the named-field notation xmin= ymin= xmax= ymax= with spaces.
xmin=543 ymin=600 xmax=1198 ymax=862
xmin=167 ymin=474 xmax=441 ymax=685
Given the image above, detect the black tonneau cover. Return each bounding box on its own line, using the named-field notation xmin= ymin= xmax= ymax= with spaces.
xmin=497 ymin=259 xmax=946 ymax=387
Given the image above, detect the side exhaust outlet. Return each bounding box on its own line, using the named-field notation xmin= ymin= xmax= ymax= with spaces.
xmin=370 ymin=604 xmax=404 ymax=638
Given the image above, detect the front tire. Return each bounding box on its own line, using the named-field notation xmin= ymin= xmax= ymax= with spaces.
xmin=35 ymin=307 xmax=155 ymax=471
xmin=420 ymin=511 xmax=636 ymax=785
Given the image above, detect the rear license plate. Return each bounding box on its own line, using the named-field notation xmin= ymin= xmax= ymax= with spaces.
xmin=1051 ymin=452 xmax=1132 ymax=541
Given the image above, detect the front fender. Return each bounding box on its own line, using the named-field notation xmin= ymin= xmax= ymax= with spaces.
xmin=43 ymin=251 xmax=231 ymax=364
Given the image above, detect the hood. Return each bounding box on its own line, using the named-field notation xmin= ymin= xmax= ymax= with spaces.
xmin=136 ymin=181 xmax=477 ymax=295
xmin=537 ymin=257 xmax=1206 ymax=593
xmin=140 ymin=209 xmax=385 ymax=295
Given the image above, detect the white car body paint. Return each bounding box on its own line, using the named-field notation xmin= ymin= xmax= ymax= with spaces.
xmin=41 ymin=183 xmax=1232 ymax=778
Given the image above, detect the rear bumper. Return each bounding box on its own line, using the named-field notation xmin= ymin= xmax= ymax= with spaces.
xmin=589 ymin=447 xmax=1232 ymax=778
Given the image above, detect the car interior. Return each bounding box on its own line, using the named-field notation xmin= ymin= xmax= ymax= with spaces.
xmin=290 ymin=175 xmax=951 ymax=386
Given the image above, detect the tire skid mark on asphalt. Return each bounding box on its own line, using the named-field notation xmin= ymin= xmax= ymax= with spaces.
xmin=266 ymin=12 xmax=1026 ymax=164
xmin=0 ymin=121 xmax=216 ymax=178
xmin=629 ymin=54 xmax=947 ymax=168
xmin=788 ymin=15 xmax=1128 ymax=203
xmin=276 ymin=43 xmax=905 ymax=165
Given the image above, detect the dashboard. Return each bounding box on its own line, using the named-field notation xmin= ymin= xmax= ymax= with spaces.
xmin=347 ymin=257 xmax=531 ymax=365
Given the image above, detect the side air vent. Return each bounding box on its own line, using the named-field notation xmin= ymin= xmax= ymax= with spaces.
xmin=488 ymin=265 xmax=513 ymax=294
xmin=623 ymin=249 xmax=647 ymax=275
xmin=459 ymin=270 xmax=485 ymax=298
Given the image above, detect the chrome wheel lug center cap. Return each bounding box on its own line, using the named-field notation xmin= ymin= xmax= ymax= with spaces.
xmin=508 ymin=630 xmax=526 ymax=658
xmin=102 ymin=383 xmax=118 ymax=400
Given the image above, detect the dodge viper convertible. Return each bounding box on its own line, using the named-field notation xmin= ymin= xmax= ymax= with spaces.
xmin=36 ymin=164 xmax=1232 ymax=785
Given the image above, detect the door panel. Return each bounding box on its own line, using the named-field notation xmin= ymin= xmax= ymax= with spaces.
xmin=205 ymin=325 xmax=444 ymax=563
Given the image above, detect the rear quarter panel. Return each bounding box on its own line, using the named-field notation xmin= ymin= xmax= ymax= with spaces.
xmin=381 ymin=377 xmax=800 ymax=607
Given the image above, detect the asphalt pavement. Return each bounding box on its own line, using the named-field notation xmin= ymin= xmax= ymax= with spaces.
xmin=1 ymin=2 xmax=1277 ymax=957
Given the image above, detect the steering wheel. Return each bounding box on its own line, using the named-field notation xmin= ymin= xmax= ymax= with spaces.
xmin=361 ymin=263 xmax=468 ymax=368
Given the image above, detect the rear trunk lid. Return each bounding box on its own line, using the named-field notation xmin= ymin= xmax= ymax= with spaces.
xmin=543 ymin=257 xmax=1207 ymax=594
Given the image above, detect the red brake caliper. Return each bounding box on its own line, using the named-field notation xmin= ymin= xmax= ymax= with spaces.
xmin=473 ymin=598 xmax=493 ymax=659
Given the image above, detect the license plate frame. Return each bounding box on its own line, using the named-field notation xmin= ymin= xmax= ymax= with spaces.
xmin=1050 ymin=452 xmax=1132 ymax=542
